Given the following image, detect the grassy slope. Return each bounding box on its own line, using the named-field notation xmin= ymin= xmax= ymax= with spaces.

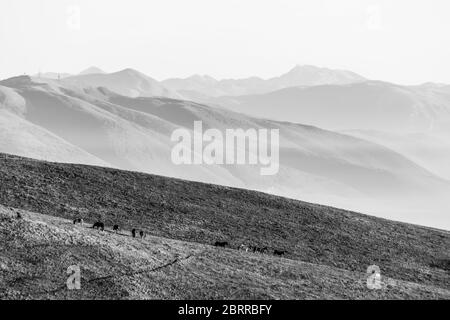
xmin=0 ymin=153 xmax=449 ymax=298
xmin=1 ymin=206 xmax=448 ymax=299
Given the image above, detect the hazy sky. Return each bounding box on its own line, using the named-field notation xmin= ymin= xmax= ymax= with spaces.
xmin=0 ymin=0 xmax=449 ymax=84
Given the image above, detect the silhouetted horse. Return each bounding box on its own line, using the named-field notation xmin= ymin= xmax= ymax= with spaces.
xmin=92 ymin=221 xmax=105 ymax=231
xmin=214 ymin=241 xmax=228 ymax=248
xmin=259 ymin=247 xmax=268 ymax=254
xmin=250 ymin=246 xmax=268 ymax=254
xmin=273 ymin=250 xmax=287 ymax=256
xmin=139 ymin=230 xmax=146 ymax=239
xmin=73 ymin=218 xmax=83 ymax=225
xmin=131 ymin=228 xmax=137 ymax=238
xmin=113 ymin=225 xmax=120 ymax=233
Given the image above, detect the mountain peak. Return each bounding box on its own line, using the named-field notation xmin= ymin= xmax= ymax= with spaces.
xmin=289 ymin=64 xmax=320 ymax=72
xmin=115 ymin=68 xmax=145 ymax=77
xmin=286 ymin=64 xmax=349 ymax=75
xmin=79 ymin=66 xmax=106 ymax=75
xmin=276 ymin=64 xmax=366 ymax=85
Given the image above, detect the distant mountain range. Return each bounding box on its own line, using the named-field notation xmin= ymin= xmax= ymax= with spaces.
xmin=31 ymin=65 xmax=367 ymax=99
xmin=163 ymin=65 xmax=366 ymax=98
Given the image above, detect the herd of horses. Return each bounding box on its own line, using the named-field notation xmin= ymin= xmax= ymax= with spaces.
xmin=215 ymin=241 xmax=288 ymax=257
xmin=73 ymin=219 xmax=146 ymax=239
xmin=72 ymin=218 xmax=287 ymax=257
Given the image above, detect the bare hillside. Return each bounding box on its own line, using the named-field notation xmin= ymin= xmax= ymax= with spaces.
xmin=0 ymin=153 xmax=448 ymax=299
xmin=0 ymin=206 xmax=448 ymax=299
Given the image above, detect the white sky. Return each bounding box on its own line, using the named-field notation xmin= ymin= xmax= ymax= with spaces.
xmin=0 ymin=0 xmax=449 ymax=84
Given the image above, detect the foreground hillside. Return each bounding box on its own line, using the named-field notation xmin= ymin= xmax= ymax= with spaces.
xmin=1 ymin=205 xmax=448 ymax=299
xmin=0 ymin=153 xmax=448 ymax=298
